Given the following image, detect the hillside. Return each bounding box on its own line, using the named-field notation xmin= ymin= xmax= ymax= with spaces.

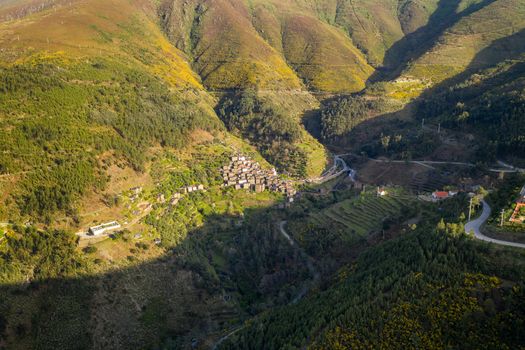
xmin=0 ymin=0 xmax=329 ymax=223
xmin=158 ymin=0 xmax=374 ymax=93
xmin=0 ymin=0 xmax=524 ymax=349
xmin=0 ymin=0 xmax=227 ymax=222
xmin=400 ymin=0 xmax=525 ymax=85
xmin=317 ymin=0 xmax=525 ymax=164
xmin=219 ymin=197 xmax=525 ymax=349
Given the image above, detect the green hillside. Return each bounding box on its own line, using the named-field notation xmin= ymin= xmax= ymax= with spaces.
xmin=402 ymin=0 xmax=525 ymax=85
xmin=0 ymin=0 xmax=225 ymax=222
xmin=159 ymin=0 xmax=375 ymax=93
xmin=219 ymin=197 xmax=525 ymax=349
xmin=0 ymin=0 xmax=524 ymax=349
xmin=418 ymin=54 xmax=525 ymax=161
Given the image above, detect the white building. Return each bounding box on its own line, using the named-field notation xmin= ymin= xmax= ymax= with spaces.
xmin=89 ymin=221 xmax=121 ymax=236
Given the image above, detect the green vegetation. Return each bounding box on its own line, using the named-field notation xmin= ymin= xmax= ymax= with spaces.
xmin=288 ymin=188 xmax=417 ymax=259
xmin=0 ymin=57 xmax=220 ymax=221
xmin=0 ymin=0 xmax=524 ymax=349
xmin=418 ymin=58 xmax=525 ymax=162
xmin=484 ymin=174 xmax=525 ymax=241
xmin=0 ymin=226 xmax=83 ymax=282
xmin=219 ymin=196 xmax=525 ymax=349
xmin=218 ymin=90 xmax=308 ymax=177
xmin=320 ymin=96 xmax=379 ymax=142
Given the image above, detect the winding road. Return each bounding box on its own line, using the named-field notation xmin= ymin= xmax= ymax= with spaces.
xmin=309 ymin=154 xmax=354 ymax=184
xmin=464 ymin=200 xmax=525 ymax=249
xmin=211 ymin=221 xmax=320 ymax=349
xmin=279 ymin=220 xmax=320 ymax=303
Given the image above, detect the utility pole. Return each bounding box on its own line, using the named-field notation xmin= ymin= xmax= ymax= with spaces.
xmin=438 ymin=123 xmax=441 ymax=134
xmin=500 ymin=209 xmax=505 ymax=227
xmin=421 ymin=118 xmax=425 ymax=129
xmin=468 ymin=196 xmax=474 ymax=221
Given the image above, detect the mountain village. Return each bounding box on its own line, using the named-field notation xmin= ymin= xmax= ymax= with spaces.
xmin=82 ymin=153 xmax=298 ymax=239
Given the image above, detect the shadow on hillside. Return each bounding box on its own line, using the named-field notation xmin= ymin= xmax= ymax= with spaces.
xmin=339 ymin=28 xmax=525 ymax=161
xmin=301 ymin=95 xmax=343 ymax=142
xmin=0 ymin=203 xmax=313 ymax=350
xmin=368 ymin=0 xmax=497 ymax=83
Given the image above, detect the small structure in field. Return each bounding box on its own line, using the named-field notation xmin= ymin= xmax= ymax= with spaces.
xmin=130 ymin=187 xmax=143 ymax=195
xmin=509 ymin=185 xmax=525 ymax=223
xmin=510 ymin=203 xmax=525 ymax=223
xmin=377 ymin=187 xmax=388 ymax=196
xmin=182 ymin=184 xmax=206 ymax=194
xmin=170 ymin=193 xmax=182 ymax=206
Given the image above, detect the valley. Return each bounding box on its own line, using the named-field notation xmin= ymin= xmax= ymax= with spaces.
xmin=0 ymin=0 xmax=524 ymax=349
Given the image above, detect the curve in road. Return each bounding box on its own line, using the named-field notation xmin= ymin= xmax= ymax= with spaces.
xmin=465 ymin=200 xmax=525 ymax=249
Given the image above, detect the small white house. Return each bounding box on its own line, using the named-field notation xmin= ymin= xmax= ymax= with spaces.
xmin=377 ymin=187 xmax=388 ymax=196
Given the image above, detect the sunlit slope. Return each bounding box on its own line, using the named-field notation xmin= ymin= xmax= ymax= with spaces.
xmin=159 ymin=0 xmax=303 ymax=91
xmin=246 ymin=1 xmax=374 ymax=93
xmin=0 ymin=0 xmax=205 ymax=90
xmin=159 ymin=0 xmax=376 ymax=94
xmin=0 ymin=0 xmax=224 ymax=221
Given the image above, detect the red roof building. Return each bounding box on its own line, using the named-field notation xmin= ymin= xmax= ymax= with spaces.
xmin=432 ymin=191 xmax=449 ymax=200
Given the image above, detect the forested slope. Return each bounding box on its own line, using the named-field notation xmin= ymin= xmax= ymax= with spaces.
xmin=220 ymin=198 xmax=525 ymax=349
xmin=0 ymin=0 xmax=225 ymax=222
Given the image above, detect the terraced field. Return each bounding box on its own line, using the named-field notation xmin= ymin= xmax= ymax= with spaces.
xmin=308 ymin=188 xmax=415 ymax=238
xmin=409 ymin=171 xmax=449 ymax=194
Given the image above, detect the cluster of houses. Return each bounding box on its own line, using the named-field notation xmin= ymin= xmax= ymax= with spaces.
xmin=167 ymin=184 xmax=206 ymax=206
xmin=221 ymin=155 xmax=296 ymax=200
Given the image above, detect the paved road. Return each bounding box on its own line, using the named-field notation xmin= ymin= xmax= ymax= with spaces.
xmin=343 ymin=152 xmax=523 ymax=173
xmin=212 ymin=327 xmax=243 ymax=350
xmin=279 ymin=220 xmax=295 ymax=246
xmin=309 ymin=154 xmax=355 ymax=184
xmin=465 ymin=200 xmax=525 ymax=249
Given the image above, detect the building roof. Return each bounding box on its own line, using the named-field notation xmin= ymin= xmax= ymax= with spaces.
xmin=433 ymin=191 xmax=449 ymax=198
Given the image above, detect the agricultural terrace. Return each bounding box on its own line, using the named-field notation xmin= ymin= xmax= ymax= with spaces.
xmin=288 ymin=187 xmax=418 ymax=258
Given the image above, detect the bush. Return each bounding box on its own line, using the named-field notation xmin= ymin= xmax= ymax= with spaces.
xmin=82 ymin=246 xmax=98 ymax=254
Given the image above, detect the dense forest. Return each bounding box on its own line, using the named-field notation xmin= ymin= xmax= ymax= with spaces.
xmin=218 ymin=90 xmax=308 ymax=178
xmin=219 ymin=197 xmax=525 ymax=349
xmin=320 ymin=96 xmax=378 ymax=142
xmin=0 ymin=58 xmax=220 ymax=221
xmin=418 ymin=59 xmax=525 ymax=162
